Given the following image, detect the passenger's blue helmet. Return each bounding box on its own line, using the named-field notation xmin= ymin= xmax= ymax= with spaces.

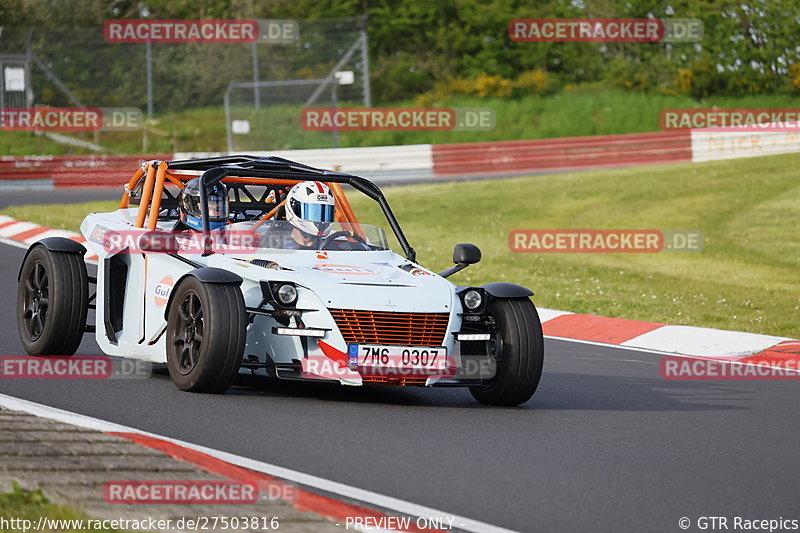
xmin=178 ymin=178 xmax=229 ymax=231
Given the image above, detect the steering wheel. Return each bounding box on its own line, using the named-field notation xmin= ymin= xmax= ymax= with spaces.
xmin=320 ymin=230 xmax=369 ymax=251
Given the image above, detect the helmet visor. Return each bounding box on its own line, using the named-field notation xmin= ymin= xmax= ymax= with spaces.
xmin=208 ymin=194 xmax=229 ymax=221
xmin=298 ymin=202 xmax=335 ymax=223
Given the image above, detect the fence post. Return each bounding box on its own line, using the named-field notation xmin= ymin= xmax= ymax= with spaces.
xmin=25 ymin=31 xmax=34 ymax=107
xmin=146 ymin=41 xmax=153 ymax=120
xmin=251 ymin=42 xmax=260 ymax=109
xmin=360 ymin=28 xmax=371 ymax=107
xmin=224 ymin=83 xmax=234 ymax=153
xmin=331 ymin=81 xmax=339 ymax=148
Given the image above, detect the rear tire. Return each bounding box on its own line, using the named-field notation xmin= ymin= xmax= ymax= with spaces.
xmin=17 ymin=245 xmax=88 ymax=355
xmin=469 ymin=298 xmax=544 ymax=406
xmin=166 ymin=276 xmax=245 ymax=393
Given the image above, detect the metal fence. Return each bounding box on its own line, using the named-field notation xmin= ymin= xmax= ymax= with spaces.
xmin=0 ymin=17 xmax=370 ymax=152
xmin=224 ymin=28 xmax=369 ymax=152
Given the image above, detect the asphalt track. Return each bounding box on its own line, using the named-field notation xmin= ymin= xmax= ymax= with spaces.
xmin=1 ymin=193 xmax=799 ymax=532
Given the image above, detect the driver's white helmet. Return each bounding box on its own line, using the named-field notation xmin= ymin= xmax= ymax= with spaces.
xmin=286 ymin=181 xmax=336 ymax=237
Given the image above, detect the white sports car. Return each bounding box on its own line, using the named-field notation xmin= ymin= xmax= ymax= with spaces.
xmin=17 ymin=156 xmax=544 ymax=405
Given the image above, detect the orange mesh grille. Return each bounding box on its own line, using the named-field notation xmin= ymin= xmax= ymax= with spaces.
xmin=329 ymin=309 xmax=449 ymax=346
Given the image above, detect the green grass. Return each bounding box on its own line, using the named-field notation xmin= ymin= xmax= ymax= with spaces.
xmin=3 ymin=153 xmax=799 ymax=337
xmin=3 ymin=89 xmax=800 ymax=155
xmin=0 ymin=482 xmax=125 ymax=532
xmin=0 ymin=201 xmax=122 ymax=232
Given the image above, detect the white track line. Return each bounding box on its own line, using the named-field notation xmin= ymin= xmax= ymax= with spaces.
xmin=545 ymin=335 xmax=697 ymax=357
xmin=0 ymin=393 xmax=518 ymax=533
xmin=545 ymin=335 xmax=800 ymax=373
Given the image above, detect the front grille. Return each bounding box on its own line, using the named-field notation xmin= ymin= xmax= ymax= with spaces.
xmin=329 ymin=309 xmax=449 ymax=346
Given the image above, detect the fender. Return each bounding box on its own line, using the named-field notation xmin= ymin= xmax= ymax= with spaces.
xmin=481 ymin=281 xmax=534 ymax=298
xmin=163 ymin=267 xmax=243 ymax=319
xmin=18 ymin=237 xmax=87 ymax=281
xmin=186 ymin=267 xmax=243 ymax=285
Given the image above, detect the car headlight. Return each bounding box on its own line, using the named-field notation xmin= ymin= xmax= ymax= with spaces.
xmin=463 ymin=289 xmax=482 ymax=310
xmin=276 ymin=284 xmax=298 ymax=305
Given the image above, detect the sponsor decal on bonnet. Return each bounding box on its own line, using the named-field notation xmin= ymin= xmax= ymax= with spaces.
xmin=308 ymin=264 xmax=377 ymax=275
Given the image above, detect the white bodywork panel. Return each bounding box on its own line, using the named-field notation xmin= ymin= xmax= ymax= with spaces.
xmin=80 ymin=209 xmax=466 ymax=386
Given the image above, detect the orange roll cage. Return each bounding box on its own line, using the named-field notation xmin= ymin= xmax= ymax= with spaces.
xmin=120 ymin=162 xmax=360 ymax=231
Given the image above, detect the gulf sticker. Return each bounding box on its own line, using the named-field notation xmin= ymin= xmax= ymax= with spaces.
xmin=308 ymin=264 xmax=377 ymax=275
xmin=154 ymin=276 xmax=174 ymax=307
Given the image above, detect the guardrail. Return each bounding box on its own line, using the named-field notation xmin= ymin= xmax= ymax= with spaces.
xmin=432 ymin=131 xmax=691 ymax=177
xmin=3 ymin=125 xmax=798 ymax=189
xmin=690 ymin=128 xmax=800 ymax=162
xmin=0 ymin=154 xmax=170 ymax=188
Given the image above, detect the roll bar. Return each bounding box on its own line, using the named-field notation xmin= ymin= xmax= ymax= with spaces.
xmin=188 ymin=157 xmax=416 ymax=261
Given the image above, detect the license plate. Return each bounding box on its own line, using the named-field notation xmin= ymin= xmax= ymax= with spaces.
xmin=348 ymin=344 xmax=448 ymax=374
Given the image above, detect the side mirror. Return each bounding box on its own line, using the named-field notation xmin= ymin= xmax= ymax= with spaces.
xmin=439 ymin=243 xmax=481 ymax=278
xmin=453 ymin=243 xmax=481 ymax=265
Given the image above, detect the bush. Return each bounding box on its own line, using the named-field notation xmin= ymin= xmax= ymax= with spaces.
xmin=788 ymin=63 xmax=800 ymax=91
xmin=513 ymin=69 xmax=552 ymax=96
xmin=414 ymin=70 xmax=551 ymax=105
xmin=676 ymin=68 xmax=693 ymax=93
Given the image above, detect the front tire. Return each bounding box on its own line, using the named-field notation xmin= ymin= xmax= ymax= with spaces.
xmin=469 ymin=298 xmax=544 ymax=406
xmin=17 ymin=245 xmax=88 ymax=355
xmin=166 ymin=277 xmax=246 ymax=393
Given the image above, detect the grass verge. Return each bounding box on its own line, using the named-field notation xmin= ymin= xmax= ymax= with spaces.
xmin=2 ymin=153 xmax=798 ymax=337
xmin=0 ymin=482 xmax=124 ymax=532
